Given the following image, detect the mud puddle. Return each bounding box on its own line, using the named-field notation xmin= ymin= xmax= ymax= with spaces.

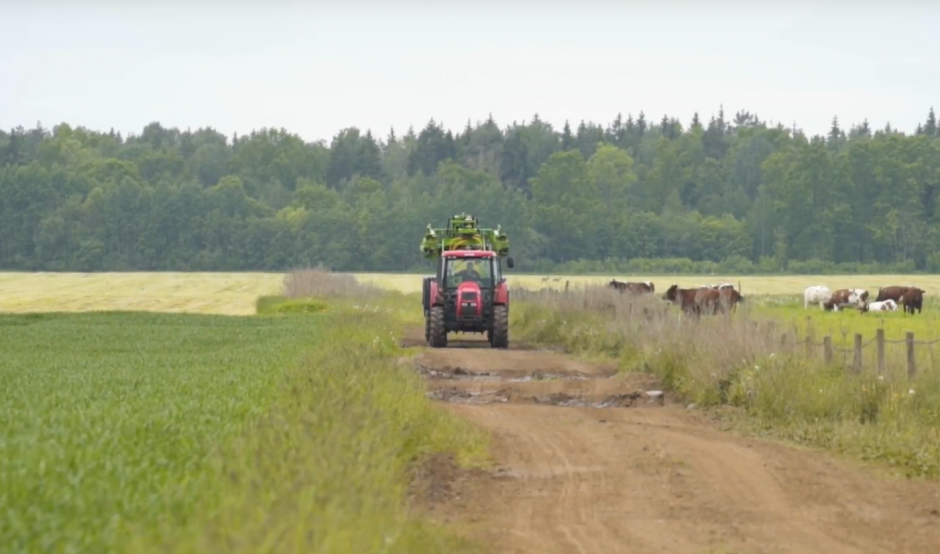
xmin=415 ymin=362 xmax=590 ymax=383
xmin=426 ymin=386 xmax=665 ymax=408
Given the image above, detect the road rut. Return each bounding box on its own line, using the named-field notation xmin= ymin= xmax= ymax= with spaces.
xmin=406 ymin=331 xmax=940 ymax=554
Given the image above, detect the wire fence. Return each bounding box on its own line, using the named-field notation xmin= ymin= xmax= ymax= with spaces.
xmin=743 ymin=319 xmax=940 ymax=377
xmin=514 ymin=283 xmax=940 ymax=379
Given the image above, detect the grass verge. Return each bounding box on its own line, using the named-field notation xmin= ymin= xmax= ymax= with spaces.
xmin=510 ymin=286 xmax=940 ymax=478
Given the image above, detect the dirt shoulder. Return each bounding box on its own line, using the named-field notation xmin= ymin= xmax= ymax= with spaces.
xmin=405 ymin=329 xmax=940 ymax=554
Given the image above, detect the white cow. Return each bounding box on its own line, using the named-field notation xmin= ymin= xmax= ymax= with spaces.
xmin=861 ymin=299 xmax=898 ymax=313
xmin=804 ymin=285 xmax=831 ymax=309
xmin=700 ymin=282 xmax=734 ymax=290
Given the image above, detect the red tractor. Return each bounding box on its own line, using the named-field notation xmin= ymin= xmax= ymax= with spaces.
xmin=419 ymin=214 xmax=514 ymax=348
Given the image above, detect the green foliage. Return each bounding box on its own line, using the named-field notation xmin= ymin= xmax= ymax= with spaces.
xmin=0 ymin=308 xmax=486 ymax=553
xmin=2 ymin=112 xmax=939 ymax=273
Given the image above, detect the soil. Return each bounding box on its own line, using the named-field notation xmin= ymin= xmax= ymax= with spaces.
xmin=403 ymin=327 xmax=940 ymax=554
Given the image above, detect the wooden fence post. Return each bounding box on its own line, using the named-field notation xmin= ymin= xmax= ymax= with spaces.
xmin=853 ymin=333 xmax=862 ymax=373
xmin=876 ymin=329 xmax=885 ymax=374
xmin=780 ymin=333 xmax=788 ymax=348
xmin=823 ymin=336 xmax=832 ymax=364
xmin=906 ymin=332 xmax=916 ymax=378
xmin=804 ymin=335 xmax=812 ymax=357
xmin=628 ymin=304 xmax=634 ymax=319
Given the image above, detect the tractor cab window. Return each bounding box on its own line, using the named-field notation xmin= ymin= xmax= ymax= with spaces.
xmin=444 ymin=258 xmax=493 ymax=287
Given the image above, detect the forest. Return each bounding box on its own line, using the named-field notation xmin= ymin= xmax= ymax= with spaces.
xmin=1 ymin=107 xmax=939 ymax=274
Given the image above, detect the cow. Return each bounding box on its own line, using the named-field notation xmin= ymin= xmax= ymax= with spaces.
xmin=860 ymin=299 xmax=898 ymax=313
xmin=608 ymin=279 xmax=655 ymax=295
xmin=698 ymin=282 xmax=734 ymax=290
xmin=695 ymin=287 xmax=723 ymax=314
xmin=662 ymin=284 xmax=702 ymax=315
xmin=900 ymin=288 xmax=925 ymax=315
xmin=718 ymin=287 xmax=745 ymax=313
xmin=803 ymin=285 xmax=831 ymax=309
xmin=823 ymin=288 xmax=868 ymax=311
xmin=875 ymin=286 xmax=913 ymax=303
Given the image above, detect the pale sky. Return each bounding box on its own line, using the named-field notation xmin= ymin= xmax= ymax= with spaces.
xmin=1 ymin=0 xmax=938 ymax=143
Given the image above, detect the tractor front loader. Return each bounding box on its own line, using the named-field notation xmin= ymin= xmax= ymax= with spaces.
xmin=419 ymin=214 xmax=514 ymax=348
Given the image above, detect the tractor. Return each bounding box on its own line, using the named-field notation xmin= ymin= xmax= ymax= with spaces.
xmin=419 ymin=214 xmax=514 ymax=348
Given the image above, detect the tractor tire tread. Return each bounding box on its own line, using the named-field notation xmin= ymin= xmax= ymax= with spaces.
xmin=429 ymin=306 xmax=447 ymax=348
xmin=491 ymin=305 xmax=508 ymax=348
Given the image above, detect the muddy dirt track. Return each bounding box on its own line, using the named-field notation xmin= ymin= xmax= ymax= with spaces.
xmin=402 ymin=329 xmax=940 ymax=554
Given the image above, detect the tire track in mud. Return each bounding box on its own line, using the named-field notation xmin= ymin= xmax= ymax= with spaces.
xmin=402 ymin=330 xmax=940 ymax=554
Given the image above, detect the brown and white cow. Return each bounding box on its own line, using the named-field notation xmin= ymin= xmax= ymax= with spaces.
xmin=822 ymin=288 xmax=869 ymax=311
xmin=859 ymin=299 xmax=898 ymax=313
xmin=718 ymin=287 xmax=745 ymax=314
xmin=662 ymin=284 xmax=702 ymax=315
xmin=608 ymin=279 xmax=655 ymax=295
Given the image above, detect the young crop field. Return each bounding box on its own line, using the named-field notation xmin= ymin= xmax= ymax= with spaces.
xmin=0 ymin=293 xmax=485 ymax=553
xmin=0 ymin=311 xmax=318 ymax=551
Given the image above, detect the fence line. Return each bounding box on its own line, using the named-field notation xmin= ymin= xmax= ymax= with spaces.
xmin=766 ymin=323 xmax=939 ymax=378
xmin=512 ymin=286 xmax=938 ymax=379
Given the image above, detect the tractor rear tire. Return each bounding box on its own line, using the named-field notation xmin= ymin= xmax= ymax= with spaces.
xmin=429 ymin=306 xmax=447 ymax=348
xmin=490 ymin=305 xmax=508 ymax=348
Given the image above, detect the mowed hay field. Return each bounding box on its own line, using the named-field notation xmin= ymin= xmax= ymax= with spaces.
xmin=0 ymin=272 xmax=284 ymax=314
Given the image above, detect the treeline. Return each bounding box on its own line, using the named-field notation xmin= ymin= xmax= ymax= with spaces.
xmin=1 ymin=107 xmax=939 ymax=273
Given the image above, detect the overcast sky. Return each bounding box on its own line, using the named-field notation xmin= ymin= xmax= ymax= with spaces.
xmin=1 ymin=1 xmax=937 ymax=143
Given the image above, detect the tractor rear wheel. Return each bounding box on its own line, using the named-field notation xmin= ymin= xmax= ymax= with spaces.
xmin=429 ymin=306 xmax=447 ymax=348
xmin=490 ymin=305 xmax=508 ymax=348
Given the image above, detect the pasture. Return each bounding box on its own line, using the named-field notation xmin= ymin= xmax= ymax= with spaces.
xmin=353 ymin=271 xmax=940 ymax=297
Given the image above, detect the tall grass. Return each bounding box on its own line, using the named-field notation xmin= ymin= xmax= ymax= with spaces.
xmin=284 ymin=265 xmax=384 ymax=299
xmin=512 ymin=286 xmax=940 ymax=478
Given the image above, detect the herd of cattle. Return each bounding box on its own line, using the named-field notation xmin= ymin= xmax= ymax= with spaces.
xmin=607 ymin=279 xmax=927 ymax=316
xmin=803 ymin=285 xmax=925 ymax=314
xmin=607 ymin=280 xmax=744 ymax=316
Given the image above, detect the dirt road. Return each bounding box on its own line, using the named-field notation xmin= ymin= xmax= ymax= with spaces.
xmin=404 ymin=331 xmax=940 ymax=554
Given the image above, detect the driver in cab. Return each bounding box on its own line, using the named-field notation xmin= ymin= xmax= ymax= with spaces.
xmin=454 ymin=261 xmax=482 ymax=283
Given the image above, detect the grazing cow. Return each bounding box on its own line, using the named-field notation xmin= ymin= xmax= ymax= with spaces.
xmin=718 ymin=287 xmax=745 ymax=313
xmin=875 ymin=286 xmax=912 ymax=303
xmin=695 ymin=287 xmax=723 ymax=314
xmin=803 ymin=285 xmax=831 ymax=309
xmin=900 ymin=288 xmax=925 ymax=315
xmin=609 ymin=279 xmax=655 ymax=295
xmin=823 ymin=288 xmax=868 ymax=311
xmin=662 ymin=284 xmax=702 ymax=315
xmin=860 ymin=299 xmax=898 ymax=313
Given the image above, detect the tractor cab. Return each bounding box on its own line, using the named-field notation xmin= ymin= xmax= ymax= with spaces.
xmin=441 ymin=253 xmax=497 ymax=289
